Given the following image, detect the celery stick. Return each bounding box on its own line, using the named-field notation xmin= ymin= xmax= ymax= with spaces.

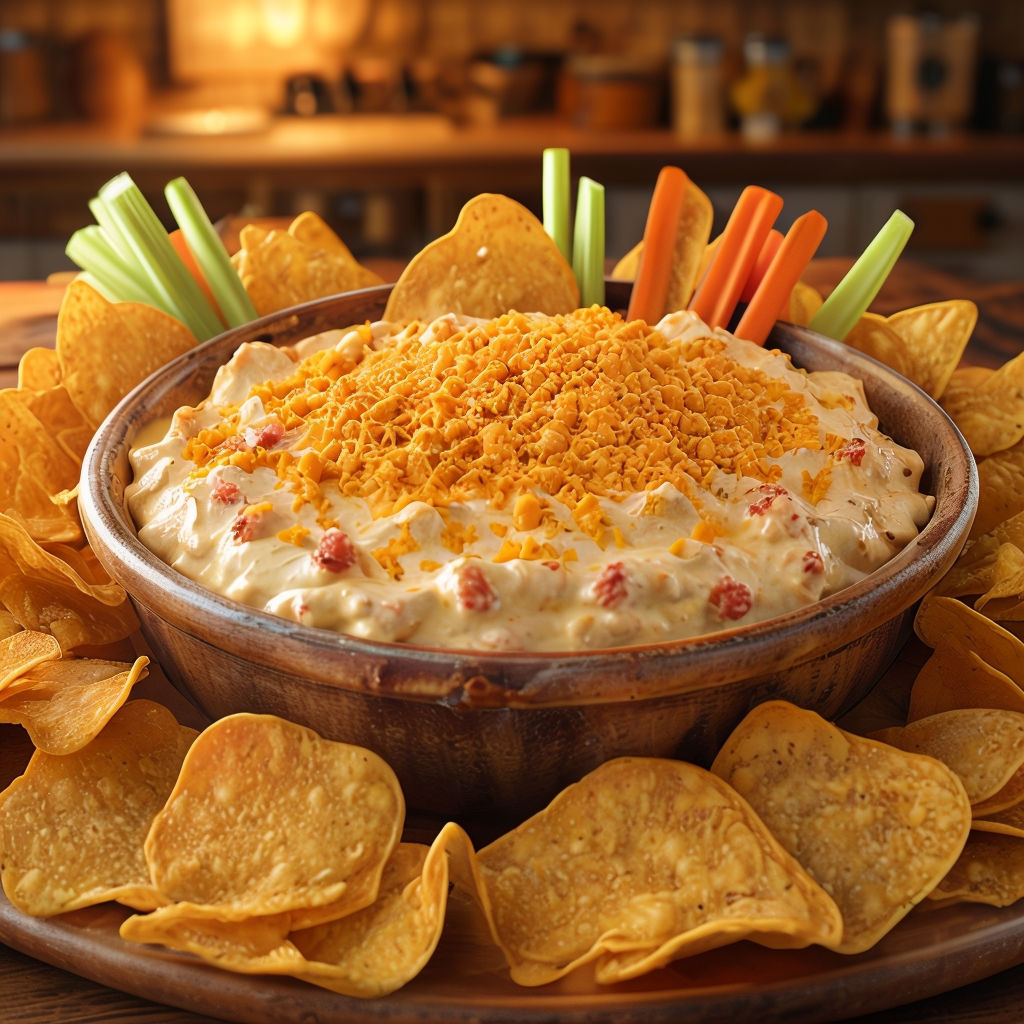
xmin=66 ymin=225 xmax=169 ymax=309
xmin=542 ymin=148 xmax=571 ymax=263
xmin=810 ymin=210 xmax=914 ymax=342
xmin=98 ymin=173 xmax=223 ymax=339
xmin=165 ymin=177 xmax=257 ymax=327
xmin=572 ymin=176 xmax=605 ymax=307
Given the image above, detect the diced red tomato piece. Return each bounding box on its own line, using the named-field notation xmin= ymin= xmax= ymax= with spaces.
xmin=594 ymin=561 xmax=629 ymax=608
xmin=230 ymin=509 xmax=263 ymax=543
xmin=835 ymin=437 xmax=866 ymax=466
xmin=244 ymin=418 xmax=285 ymax=450
xmin=747 ymin=483 xmax=788 ymax=517
xmin=803 ymin=550 xmax=825 ymax=574
xmin=709 ymin=575 xmax=753 ymax=620
xmin=211 ymin=478 xmax=243 ymax=505
xmin=312 ymin=528 xmax=357 ymax=573
xmin=456 ymin=564 xmax=497 ymax=611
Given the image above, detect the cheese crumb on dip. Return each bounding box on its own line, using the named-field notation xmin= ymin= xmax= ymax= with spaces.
xmin=127 ymin=305 xmax=934 ymax=652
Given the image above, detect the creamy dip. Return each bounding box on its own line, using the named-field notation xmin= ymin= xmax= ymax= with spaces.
xmin=127 ymin=306 xmax=933 ymax=652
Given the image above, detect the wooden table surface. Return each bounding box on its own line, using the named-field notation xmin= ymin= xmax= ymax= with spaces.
xmin=0 ymin=259 xmax=1022 ymax=1023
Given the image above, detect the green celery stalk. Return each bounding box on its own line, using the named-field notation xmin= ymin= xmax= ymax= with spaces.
xmin=66 ymin=225 xmax=169 ymax=309
xmin=164 ymin=177 xmax=257 ymax=328
xmin=542 ymin=148 xmax=571 ymax=263
xmin=572 ymin=176 xmax=605 ymax=307
xmin=97 ymin=172 xmax=223 ymax=340
xmin=810 ymin=210 xmax=914 ymax=341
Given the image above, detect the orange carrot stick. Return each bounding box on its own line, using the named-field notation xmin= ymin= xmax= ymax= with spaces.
xmin=739 ymin=228 xmax=783 ymax=303
xmin=734 ymin=210 xmax=828 ymax=346
xmin=627 ymin=165 xmax=689 ymax=324
xmin=689 ymin=185 xmax=783 ymax=329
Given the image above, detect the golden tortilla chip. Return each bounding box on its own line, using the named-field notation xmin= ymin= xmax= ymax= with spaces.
xmin=872 ymin=708 xmax=1024 ymax=814
xmin=233 ymin=214 xmax=383 ymax=318
xmin=610 ymin=240 xmax=642 ymax=280
xmin=908 ymin=644 xmax=1024 ymax=721
xmin=0 ymin=655 xmax=148 ymax=754
xmin=0 ymin=391 xmax=84 ymax=544
xmin=711 ymin=700 xmax=972 ymax=954
xmin=0 ymin=513 xmax=137 ymax=651
xmin=290 ymin=828 xmax=454 ymax=997
xmin=785 ymin=280 xmax=824 ymax=327
xmin=122 ymin=827 xmax=456 ymax=998
xmin=845 ymin=300 xmax=976 ymax=400
xmin=16 ymin=346 xmax=61 ymax=391
xmin=384 ymin=194 xmax=579 ymax=323
xmin=975 ymin=441 xmax=1024 ymax=538
xmin=144 ymin=714 xmax=404 ymax=925
xmin=940 ymin=347 xmax=1024 ymax=457
xmin=0 ymin=629 xmax=61 ymax=692
xmin=0 ymin=699 xmax=196 ymax=917
xmin=56 ymin=279 xmax=197 ymax=430
xmin=915 ymin=595 xmax=1024 ymax=685
xmin=929 ymin=831 xmax=1024 ymax=908
xmin=457 ymin=756 xmax=842 ymax=986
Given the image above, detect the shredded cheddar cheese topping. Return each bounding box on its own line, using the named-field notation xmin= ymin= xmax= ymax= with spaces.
xmin=182 ymin=307 xmax=823 ymax=538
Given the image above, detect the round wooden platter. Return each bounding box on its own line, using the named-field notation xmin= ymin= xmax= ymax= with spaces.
xmin=3 ymin=882 xmax=1024 ymax=1024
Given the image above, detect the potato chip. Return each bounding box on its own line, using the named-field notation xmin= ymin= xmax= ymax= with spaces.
xmin=144 ymin=713 xmax=404 ymax=925
xmin=940 ymin=347 xmax=1024 ymax=457
xmin=0 ymin=629 xmax=61 ymax=691
xmin=928 ymin=831 xmax=1024 ymax=908
xmin=711 ymin=700 xmax=971 ymax=954
xmin=457 ymin=756 xmax=842 ymax=986
xmin=0 ymin=655 xmax=148 ymax=754
xmin=56 ymin=280 xmax=197 ymax=430
xmin=0 ymin=699 xmax=196 ymax=917
xmin=0 ymin=513 xmax=138 ymax=651
xmin=871 ymin=708 xmax=1024 ymax=814
xmin=384 ymin=194 xmax=580 ymax=323
xmin=233 ymin=214 xmax=383 ymax=318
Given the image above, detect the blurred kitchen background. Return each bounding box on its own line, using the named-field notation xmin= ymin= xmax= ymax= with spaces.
xmin=1 ymin=0 xmax=1022 ymax=280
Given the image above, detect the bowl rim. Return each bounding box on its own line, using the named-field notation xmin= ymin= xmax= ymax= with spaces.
xmin=78 ymin=283 xmax=979 ymax=705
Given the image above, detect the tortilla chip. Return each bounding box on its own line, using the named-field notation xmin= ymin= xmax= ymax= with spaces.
xmin=929 ymin=831 xmax=1024 ymax=908
xmin=457 ymin=756 xmax=842 ymax=986
xmin=144 ymin=714 xmax=404 ymax=925
xmin=711 ymin=700 xmax=972 ymax=954
xmin=233 ymin=214 xmax=383 ymax=317
xmin=940 ymin=347 xmax=1024 ymax=457
xmin=56 ymin=280 xmax=197 ymax=430
xmin=0 ymin=655 xmax=149 ymax=754
xmin=384 ymin=194 xmax=579 ymax=323
xmin=0 ymin=699 xmax=196 ymax=917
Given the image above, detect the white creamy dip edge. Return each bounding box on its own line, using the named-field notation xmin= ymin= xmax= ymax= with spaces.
xmin=126 ymin=310 xmax=934 ymax=652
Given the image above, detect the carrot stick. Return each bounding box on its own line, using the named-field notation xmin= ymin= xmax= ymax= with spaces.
xmin=627 ymin=165 xmax=689 ymax=324
xmin=734 ymin=210 xmax=828 ymax=345
xmin=739 ymin=228 xmax=783 ymax=303
xmin=689 ymin=185 xmax=783 ymax=329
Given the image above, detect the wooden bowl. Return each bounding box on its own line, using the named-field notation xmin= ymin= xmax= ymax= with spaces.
xmin=79 ymin=283 xmax=978 ymax=825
